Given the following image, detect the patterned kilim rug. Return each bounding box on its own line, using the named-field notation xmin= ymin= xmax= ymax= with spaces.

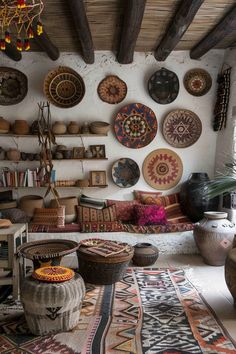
xmin=0 ymin=268 xmax=235 ymax=354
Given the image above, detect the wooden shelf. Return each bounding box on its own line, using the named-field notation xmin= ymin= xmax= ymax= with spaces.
xmin=0 ymin=133 xmax=108 ymax=138
xmin=1 ymin=158 xmax=108 ymax=163
xmin=0 ymin=185 xmax=108 ymax=189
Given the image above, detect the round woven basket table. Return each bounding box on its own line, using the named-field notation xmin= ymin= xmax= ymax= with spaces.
xmin=17 ymin=239 xmax=79 ymax=269
xmin=21 ymin=272 xmax=85 ymax=335
xmin=77 ymin=242 xmax=134 ymax=285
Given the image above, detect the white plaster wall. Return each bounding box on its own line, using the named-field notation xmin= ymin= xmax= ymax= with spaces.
xmin=215 ymin=48 xmax=236 ymax=173
xmin=0 ymin=50 xmax=224 ymax=203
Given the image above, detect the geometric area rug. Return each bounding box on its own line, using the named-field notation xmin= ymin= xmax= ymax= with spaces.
xmin=0 ymin=268 xmax=235 ymax=354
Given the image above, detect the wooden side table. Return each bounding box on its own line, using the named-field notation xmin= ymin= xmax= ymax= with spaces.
xmin=0 ymin=223 xmax=28 ymax=299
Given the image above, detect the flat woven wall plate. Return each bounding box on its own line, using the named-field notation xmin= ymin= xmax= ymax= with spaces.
xmin=148 ymin=68 xmax=179 ymax=104
xmin=114 ymin=103 xmax=157 ymax=149
xmin=162 ymin=109 xmax=202 ymax=148
xmin=143 ymin=148 xmax=183 ymax=190
xmin=184 ymin=68 xmax=212 ymax=96
xmin=0 ymin=67 xmax=28 ymax=105
xmin=112 ymin=158 xmax=140 ymax=188
xmin=97 ymin=75 xmax=127 ymax=104
xmin=44 ymin=66 xmax=85 ymax=108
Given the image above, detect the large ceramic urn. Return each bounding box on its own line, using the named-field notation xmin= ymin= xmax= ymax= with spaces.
xmin=194 ymin=211 xmax=236 ymax=266
xmin=179 ymin=173 xmax=219 ymax=222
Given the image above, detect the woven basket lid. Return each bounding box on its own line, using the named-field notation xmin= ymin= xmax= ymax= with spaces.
xmin=112 ymin=158 xmax=140 ymax=188
xmin=0 ymin=67 xmax=28 ymax=106
xmin=148 ymin=67 xmax=179 ymax=104
xmin=97 ymin=75 xmax=127 ymax=104
xmin=32 ymin=266 xmax=74 ymax=282
xmin=162 ymin=109 xmax=202 ymax=148
xmin=142 ymin=148 xmax=183 ymax=190
xmin=44 ymin=66 xmax=85 ymax=108
xmin=184 ymin=68 xmax=212 ymax=96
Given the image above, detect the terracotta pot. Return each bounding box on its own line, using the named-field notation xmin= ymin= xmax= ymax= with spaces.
xmin=225 ymin=247 xmax=236 ymax=307
xmin=12 ymin=120 xmax=30 ymax=135
xmin=132 ymin=243 xmax=159 ymax=266
xmin=19 ymin=195 xmax=44 ymax=217
xmin=0 ymin=117 xmax=10 ymax=133
xmin=49 ymin=196 xmax=78 ymax=223
xmin=6 ymin=148 xmax=21 ymax=161
xmin=193 ymin=211 xmax=236 ymax=266
xmin=52 ymin=121 xmax=67 ymax=135
xmin=67 ymin=121 xmax=79 ymax=134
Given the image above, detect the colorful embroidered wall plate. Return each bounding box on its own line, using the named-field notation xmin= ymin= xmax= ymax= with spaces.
xmin=114 ymin=103 xmax=157 ymax=149
xmin=143 ymin=148 xmax=183 ymax=190
xmin=162 ymin=109 xmax=202 ymax=148
xmin=97 ymin=75 xmax=127 ymax=104
xmin=0 ymin=67 xmax=28 ymax=105
xmin=32 ymin=266 xmax=74 ymax=282
xmin=184 ymin=68 xmax=212 ymax=96
xmin=148 ymin=68 xmax=179 ymax=104
xmin=44 ymin=66 xmax=85 ymax=108
xmin=112 ymin=158 xmax=140 ymax=188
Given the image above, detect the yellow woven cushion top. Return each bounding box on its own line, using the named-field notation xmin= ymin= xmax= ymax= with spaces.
xmin=32 ymin=266 xmax=74 ymax=282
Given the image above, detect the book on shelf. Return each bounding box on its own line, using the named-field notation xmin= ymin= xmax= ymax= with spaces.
xmin=79 ymin=194 xmax=106 ymax=209
xmin=0 ymin=167 xmax=50 ymax=188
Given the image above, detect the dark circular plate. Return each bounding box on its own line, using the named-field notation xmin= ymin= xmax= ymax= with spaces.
xmin=44 ymin=66 xmax=85 ymax=108
xmin=97 ymin=75 xmax=127 ymax=104
xmin=0 ymin=67 xmax=28 ymax=105
xmin=114 ymin=102 xmax=158 ymax=149
xmin=162 ymin=109 xmax=202 ymax=148
xmin=148 ymin=67 xmax=179 ymax=104
xmin=184 ymin=68 xmax=212 ymax=96
xmin=112 ymin=158 xmax=140 ymax=188
xmin=143 ymin=148 xmax=183 ymax=190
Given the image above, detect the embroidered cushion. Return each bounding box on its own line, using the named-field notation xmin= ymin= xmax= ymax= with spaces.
xmin=165 ymin=203 xmax=190 ymax=224
xmin=133 ymin=204 xmax=167 ymax=226
xmin=77 ymin=204 xmax=117 ymax=223
xmin=32 ymin=206 xmax=65 ymax=228
xmin=106 ymin=199 xmax=141 ymax=222
xmin=137 ymin=192 xmax=180 ymax=207
xmin=133 ymin=190 xmax=162 ymax=204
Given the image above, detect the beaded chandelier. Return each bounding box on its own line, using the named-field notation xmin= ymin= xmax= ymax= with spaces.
xmin=0 ymin=0 xmax=44 ymax=51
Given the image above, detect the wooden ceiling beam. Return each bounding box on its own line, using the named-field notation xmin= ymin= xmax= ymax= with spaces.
xmin=32 ymin=24 xmax=60 ymax=61
xmin=4 ymin=43 xmax=22 ymax=61
xmin=68 ymin=0 xmax=94 ymax=64
xmin=155 ymin=0 xmax=204 ymax=62
xmin=117 ymin=0 xmax=146 ymax=64
xmin=190 ymin=5 xmax=236 ymax=59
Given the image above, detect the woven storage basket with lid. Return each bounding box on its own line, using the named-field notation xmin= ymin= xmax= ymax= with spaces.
xmin=77 ymin=240 xmax=134 ymax=285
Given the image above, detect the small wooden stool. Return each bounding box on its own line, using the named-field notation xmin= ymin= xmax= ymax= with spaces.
xmin=20 ymin=273 xmax=85 ymax=335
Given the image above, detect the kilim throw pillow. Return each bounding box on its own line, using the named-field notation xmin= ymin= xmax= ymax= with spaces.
xmin=137 ymin=192 xmax=180 ymax=207
xmin=32 ymin=206 xmax=65 ymax=228
xmin=165 ymin=203 xmax=191 ymax=224
xmin=133 ymin=190 xmax=162 ymax=204
xmin=77 ymin=204 xmax=117 ymax=223
xmin=106 ymin=200 xmax=141 ymax=222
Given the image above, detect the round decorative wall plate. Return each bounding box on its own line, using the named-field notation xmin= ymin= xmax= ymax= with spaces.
xmin=143 ymin=148 xmax=183 ymax=190
xmin=32 ymin=266 xmax=75 ymax=282
xmin=44 ymin=66 xmax=85 ymax=108
xmin=148 ymin=67 xmax=179 ymax=104
xmin=184 ymin=68 xmax=212 ymax=96
xmin=112 ymin=158 xmax=140 ymax=188
xmin=97 ymin=75 xmax=127 ymax=104
xmin=162 ymin=109 xmax=202 ymax=148
xmin=114 ymin=103 xmax=157 ymax=149
xmin=0 ymin=67 xmax=28 ymax=105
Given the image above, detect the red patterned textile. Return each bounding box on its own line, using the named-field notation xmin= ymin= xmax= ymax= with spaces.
xmin=106 ymin=199 xmax=141 ymax=222
xmin=134 ymin=204 xmax=167 ymax=226
xmin=77 ymin=205 xmax=117 ymax=223
xmin=137 ymin=192 xmax=180 ymax=206
xmin=79 ymin=221 xmax=124 ymax=233
xmin=133 ymin=190 xmax=162 ymax=203
xmin=165 ymin=203 xmax=191 ymax=223
xmin=28 ymin=223 xmax=81 ymax=233
xmin=122 ymin=222 xmax=194 ymax=234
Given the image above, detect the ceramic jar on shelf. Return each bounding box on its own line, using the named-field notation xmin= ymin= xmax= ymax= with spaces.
xmin=6 ymin=148 xmax=21 ymax=161
xmin=193 ymin=211 xmax=236 ymax=266
xmin=67 ymin=121 xmax=79 ymax=134
xmin=0 ymin=117 xmax=10 ymax=134
xmin=12 ymin=120 xmax=30 ymax=135
xmin=52 ymin=121 xmax=67 ymax=135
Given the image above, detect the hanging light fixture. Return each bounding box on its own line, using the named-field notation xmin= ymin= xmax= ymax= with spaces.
xmin=0 ymin=0 xmax=44 ymax=52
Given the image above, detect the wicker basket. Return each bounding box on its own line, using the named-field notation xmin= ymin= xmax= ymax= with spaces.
xmin=77 ymin=242 xmax=134 ymax=284
xmin=90 ymin=121 xmax=110 ymax=134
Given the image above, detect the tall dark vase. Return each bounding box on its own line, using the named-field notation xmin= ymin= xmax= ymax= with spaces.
xmin=179 ymin=173 xmax=219 ymax=222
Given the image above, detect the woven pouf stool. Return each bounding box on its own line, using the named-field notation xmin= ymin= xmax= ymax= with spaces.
xmin=20 ymin=266 xmax=85 ymax=335
xmin=225 ymin=248 xmax=236 ymax=307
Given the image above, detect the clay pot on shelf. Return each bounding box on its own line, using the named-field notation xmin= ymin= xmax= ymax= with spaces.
xmin=0 ymin=117 xmax=10 ymax=134
xmin=19 ymin=195 xmax=44 ymax=218
xmin=132 ymin=243 xmax=159 ymax=266
xmin=90 ymin=121 xmax=110 ymax=134
xmin=67 ymin=121 xmax=79 ymax=134
xmin=6 ymin=148 xmax=21 ymax=161
xmin=49 ymin=196 xmax=78 ymax=223
xmin=52 ymin=121 xmax=67 ymax=135
xmin=12 ymin=120 xmax=30 ymax=135
xmin=193 ymin=211 xmax=236 ymax=266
